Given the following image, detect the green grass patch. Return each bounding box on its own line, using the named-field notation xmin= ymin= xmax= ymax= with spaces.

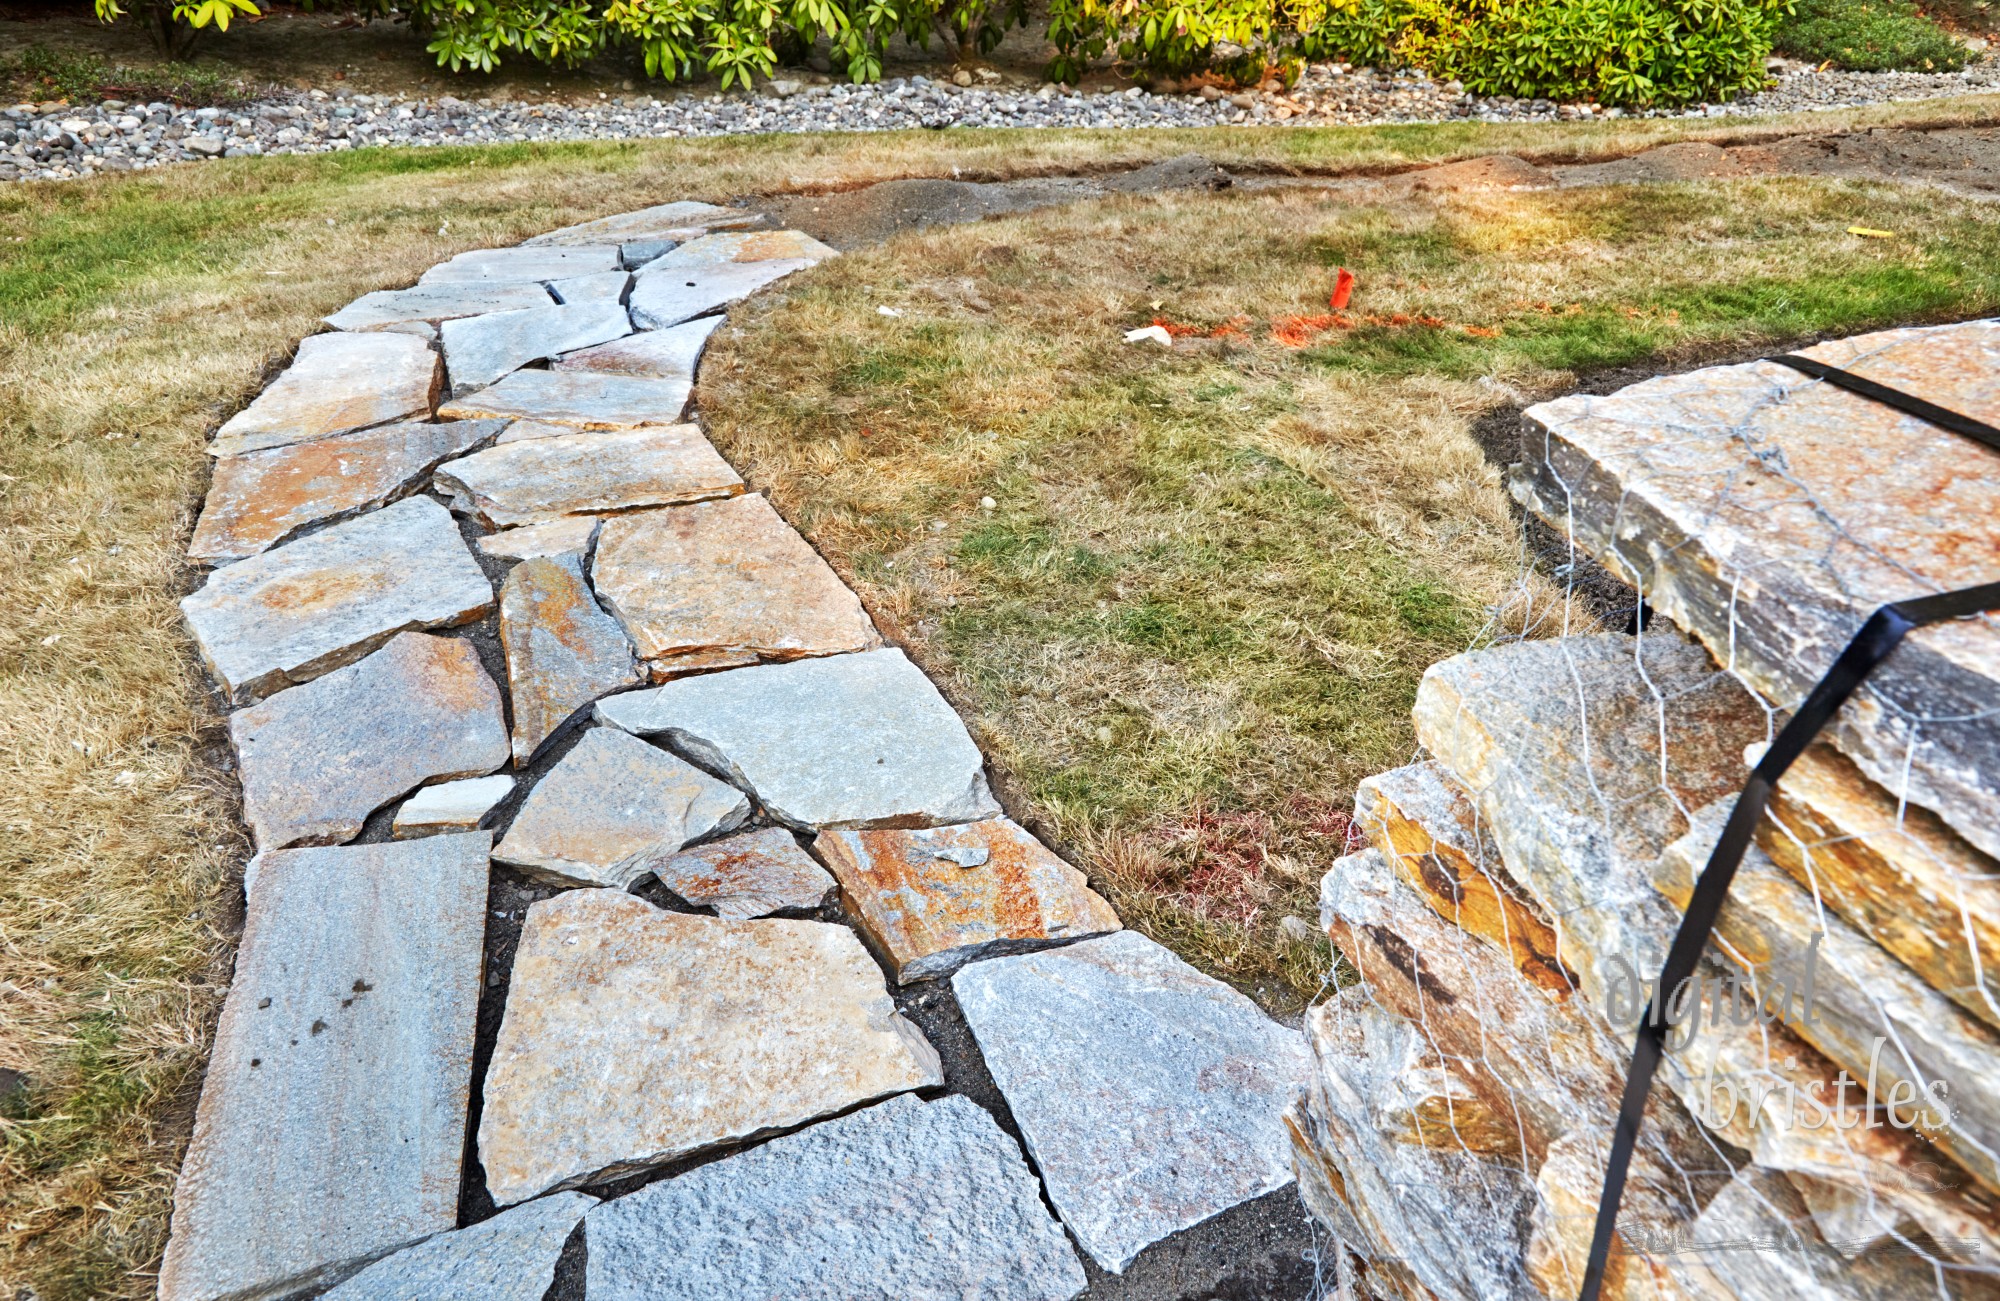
xmin=6 ymin=43 xmax=249 ymax=107
xmin=1776 ymin=0 xmax=1971 ymax=71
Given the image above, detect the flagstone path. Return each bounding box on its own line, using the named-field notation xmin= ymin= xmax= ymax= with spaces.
xmin=160 ymin=195 xmax=1317 ymax=1300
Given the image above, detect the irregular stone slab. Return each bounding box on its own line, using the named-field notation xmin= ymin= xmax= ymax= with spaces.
xmin=587 ymin=1093 xmax=1085 ymax=1301
xmin=183 ymin=496 xmax=494 ymax=701
xmin=651 ymin=229 xmax=837 ymax=268
xmin=393 ymin=774 xmax=515 ymax=839
xmin=477 ymin=889 xmax=942 ymax=1204
xmin=436 ymin=369 xmax=693 ymax=429
xmin=647 ymin=826 xmax=835 ymax=918
xmin=1412 ymin=632 xmax=1763 ymax=1011
xmin=596 ymin=649 xmax=999 ymax=831
xmin=477 ymin=515 xmax=599 ymax=562
xmin=321 ymin=1192 xmax=592 ymax=1301
xmin=418 ymin=246 xmax=621 ymax=285
xmin=815 ymin=818 xmax=1120 ymax=982
xmin=628 ymin=258 xmax=814 ymax=330
xmin=554 ymin=315 xmax=722 ymax=381
xmin=434 ymin=426 xmax=741 ymax=529
xmin=325 ymin=282 xmax=554 ymax=333
xmin=951 ymin=930 xmax=1310 ymax=1273
xmin=590 ymin=494 xmax=880 ymax=678
xmin=547 ymin=270 xmax=630 ymax=304
xmin=231 ymin=632 xmax=508 ymax=850
xmin=493 ymin=727 xmax=748 ymax=888
xmin=157 ymin=834 xmax=487 ymax=1301
xmin=212 ymin=332 xmax=441 ymax=457
xmin=618 ymin=240 xmax=674 ymax=269
xmin=523 ymin=200 xmax=756 ymax=248
xmin=492 ymin=418 xmax=599 ymax=446
xmin=440 ymin=300 xmax=632 ymax=390
xmin=190 ymin=418 xmax=504 ymax=565
xmin=1512 ymin=320 xmax=2000 ymax=857
xmin=500 ymin=555 xmax=642 ymax=763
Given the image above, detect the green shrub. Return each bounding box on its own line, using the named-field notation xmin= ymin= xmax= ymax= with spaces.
xmin=1775 ymin=0 xmax=1969 ymax=71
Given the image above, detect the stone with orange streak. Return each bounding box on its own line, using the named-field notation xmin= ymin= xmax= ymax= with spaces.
xmin=591 ymin=494 xmax=880 ymax=679
xmin=190 ymin=418 xmax=505 ymax=565
xmin=647 ymin=826 xmax=835 ymax=919
xmin=433 ymin=425 xmax=741 ymax=529
xmin=183 ymin=496 xmax=495 ymax=702
xmin=499 ymin=555 xmax=641 ymax=765
xmin=650 ymin=229 xmax=837 ymax=269
xmin=554 ymin=316 xmax=721 ymax=381
xmin=211 ymin=332 xmax=443 ymax=457
xmin=814 ymin=818 xmax=1119 ymax=983
xmin=229 ymin=632 xmax=508 ymax=851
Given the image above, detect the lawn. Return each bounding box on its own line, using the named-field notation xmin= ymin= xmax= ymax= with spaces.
xmin=3 ymin=102 xmax=2000 ymax=1298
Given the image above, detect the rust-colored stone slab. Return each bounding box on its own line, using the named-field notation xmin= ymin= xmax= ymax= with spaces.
xmin=500 ymin=555 xmax=642 ymax=764
xmin=522 ymin=201 xmax=756 ymax=248
xmin=476 ymin=889 xmax=942 ymax=1205
xmin=652 ymin=229 xmax=837 ymax=268
xmin=212 ymin=332 xmax=442 ymax=457
xmin=190 ymin=418 xmax=504 ymax=565
xmin=554 ymin=316 xmax=722 ymax=381
xmin=590 ymin=494 xmax=878 ymax=677
xmin=436 ymin=370 xmax=693 ymax=429
xmin=434 ymin=426 xmax=743 ymax=529
xmin=647 ymin=826 xmax=835 ymax=919
xmin=814 ymin=818 xmax=1120 ymax=982
xmin=229 ymin=632 xmax=508 ymax=851
xmin=1513 ymin=320 xmax=2000 ymax=858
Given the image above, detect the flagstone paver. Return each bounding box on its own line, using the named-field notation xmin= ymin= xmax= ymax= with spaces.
xmin=652 ymin=229 xmax=838 ymax=268
xmin=325 ymin=282 xmax=555 ymax=333
xmin=420 ymin=246 xmax=622 ymax=284
xmin=586 ymin=1093 xmax=1086 ymax=1301
xmin=596 ymin=648 xmax=1000 ymax=830
xmin=476 ymin=514 xmax=600 ymax=561
xmin=952 ymin=930 xmax=1311 ymax=1273
xmin=435 ymin=426 xmax=742 ymax=529
xmin=648 ymin=825 xmax=836 ymax=918
xmin=477 ymin=889 xmax=942 ymax=1205
xmin=158 ymin=833 xmax=488 ymax=1301
xmin=494 ymin=726 xmax=749 ymax=888
xmin=555 ymin=315 xmax=722 ymax=380
xmin=590 ymin=492 xmax=880 ymax=679
xmin=523 ymin=200 xmax=756 ymax=247
xmin=231 ymin=631 xmax=509 ymax=851
xmin=322 ymin=1192 xmax=593 ymax=1301
xmin=190 ymin=418 xmax=504 ymax=565
xmin=393 ymin=774 xmax=517 ymax=839
xmin=492 ymin=418 xmax=597 ymax=446
xmin=628 ymin=258 xmax=816 ymax=329
xmin=500 ymin=554 xmax=643 ymax=763
xmin=436 ymin=369 xmax=694 ymax=428
xmin=440 ymin=299 xmax=632 ymax=390
xmin=182 ymin=495 xmax=494 ymax=701
xmin=211 ymin=332 xmax=441 ymax=457
xmin=816 ymin=818 xmax=1121 ymax=982
xmin=548 ymin=270 xmax=632 ymax=304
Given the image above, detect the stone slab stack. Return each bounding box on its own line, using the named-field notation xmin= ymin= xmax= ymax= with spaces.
xmin=1289 ymin=320 xmax=2000 ymax=1300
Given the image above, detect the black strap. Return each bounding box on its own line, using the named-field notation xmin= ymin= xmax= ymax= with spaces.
xmin=1767 ymin=354 xmax=2000 ymax=455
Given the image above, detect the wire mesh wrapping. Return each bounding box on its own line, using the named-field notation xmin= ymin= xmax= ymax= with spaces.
xmin=1285 ymin=320 xmax=2000 ymax=1300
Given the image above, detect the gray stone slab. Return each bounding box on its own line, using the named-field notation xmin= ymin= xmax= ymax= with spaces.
xmin=212 ymin=332 xmax=442 ymax=457
xmin=647 ymin=825 xmax=835 ymax=919
xmin=523 ymin=201 xmax=755 ymax=248
xmin=500 ymin=555 xmax=642 ymax=764
xmin=325 ymin=282 xmax=555 ymax=333
xmin=394 ymin=774 xmax=515 ymax=840
xmin=435 ymin=370 xmax=693 ymax=429
xmin=433 ymin=426 xmax=742 ymax=529
xmin=651 ymin=229 xmax=836 ymax=268
xmin=476 ymin=515 xmax=600 ymax=562
xmin=440 ymin=300 xmax=632 ymax=390
xmin=182 ymin=495 xmax=495 ymax=701
xmin=595 ymin=648 xmax=999 ymax=831
xmin=157 ymin=833 xmax=488 ymax=1301
xmin=553 ymin=315 xmax=721 ymax=381
xmin=494 ymin=726 xmax=748 ymax=888
xmin=586 ymin=1093 xmax=1085 ymax=1301
xmin=321 ymin=1192 xmax=593 ymax=1301
xmin=547 ymin=270 xmax=631 ymax=304
xmin=628 ymin=258 xmax=814 ymax=330
xmin=419 ymin=246 xmax=622 ymax=285
xmin=190 ymin=418 xmax=505 ymax=566
xmin=952 ymin=930 xmax=1312 ymax=1273
xmin=231 ymin=632 xmax=509 ymax=851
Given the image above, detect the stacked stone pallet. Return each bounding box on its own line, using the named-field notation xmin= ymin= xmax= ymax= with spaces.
xmin=1289 ymin=321 xmax=2000 ymax=1299
xmin=162 ymin=200 xmax=1313 ymax=1300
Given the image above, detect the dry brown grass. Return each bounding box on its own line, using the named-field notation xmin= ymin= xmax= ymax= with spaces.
xmin=2 ymin=106 xmax=1999 ymax=1298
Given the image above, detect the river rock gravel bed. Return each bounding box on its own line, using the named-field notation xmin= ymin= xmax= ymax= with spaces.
xmin=4 ymin=57 xmax=1998 ymax=185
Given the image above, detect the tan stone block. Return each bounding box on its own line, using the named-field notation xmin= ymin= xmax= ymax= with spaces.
xmin=212 ymin=333 xmax=442 ymax=457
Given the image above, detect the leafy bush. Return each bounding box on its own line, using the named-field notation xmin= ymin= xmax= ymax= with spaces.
xmin=1775 ymin=0 xmax=1969 ymax=71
